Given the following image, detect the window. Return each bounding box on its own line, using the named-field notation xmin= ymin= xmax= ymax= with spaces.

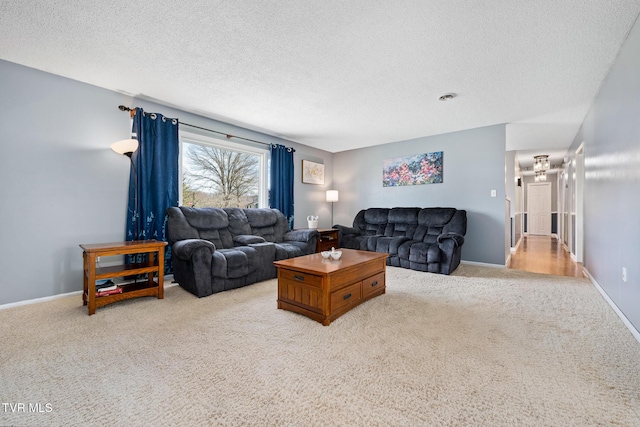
xmin=179 ymin=132 xmax=268 ymax=209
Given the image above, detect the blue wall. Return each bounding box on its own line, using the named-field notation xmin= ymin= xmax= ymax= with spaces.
xmin=333 ymin=125 xmax=507 ymax=266
xmin=0 ymin=59 xmax=332 ymax=305
xmin=567 ymin=15 xmax=640 ymax=332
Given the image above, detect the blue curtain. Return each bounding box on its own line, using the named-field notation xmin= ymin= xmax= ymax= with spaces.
xmin=126 ymin=108 xmax=179 ymax=273
xmin=269 ymin=144 xmax=295 ymax=229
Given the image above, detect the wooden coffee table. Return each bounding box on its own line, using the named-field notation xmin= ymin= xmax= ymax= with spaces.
xmin=274 ymin=249 xmax=388 ymax=325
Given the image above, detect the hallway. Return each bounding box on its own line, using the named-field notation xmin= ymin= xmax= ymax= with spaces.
xmin=508 ymin=235 xmax=584 ymax=278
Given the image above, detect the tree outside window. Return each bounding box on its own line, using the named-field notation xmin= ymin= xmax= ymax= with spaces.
xmin=182 ymin=141 xmax=261 ymax=208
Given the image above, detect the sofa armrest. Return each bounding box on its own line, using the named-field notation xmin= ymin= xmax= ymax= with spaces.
xmin=284 ymin=229 xmax=319 ymax=243
xmin=172 ymin=239 xmax=215 ymax=261
xmin=333 ymin=224 xmax=361 ymax=236
xmin=437 ymin=232 xmax=465 ymax=247
xmin=233 ymin=235 xmax=266 ymax=246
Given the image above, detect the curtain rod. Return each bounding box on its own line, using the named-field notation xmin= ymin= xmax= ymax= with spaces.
xmin=118 ymin=105 xmax=271 ymax=147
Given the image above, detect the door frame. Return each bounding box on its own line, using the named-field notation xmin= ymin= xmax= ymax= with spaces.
xmin=573 ymin=143 xmax=585 ymax=262
xmin=527 ymin=181 xmax=552 ymax=236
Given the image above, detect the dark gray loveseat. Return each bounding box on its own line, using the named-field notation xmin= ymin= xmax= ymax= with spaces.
xmin=334 ymin=207 xmax=466 ymax=274
xmin=167 ymin=207 xmax=318 ymax=297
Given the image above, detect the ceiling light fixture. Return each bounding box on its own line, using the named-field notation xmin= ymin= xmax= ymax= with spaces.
xmin=534 ymin=170 xmax=547 ymax=182
xmin=438 ymin=93 xmax=456 ymax=101
xmin=533 ymin=155 xmax=550 ymax=172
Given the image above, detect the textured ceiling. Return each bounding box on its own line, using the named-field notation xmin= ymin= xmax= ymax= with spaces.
xmin=1 ymin=1 xmax=639 ymax=158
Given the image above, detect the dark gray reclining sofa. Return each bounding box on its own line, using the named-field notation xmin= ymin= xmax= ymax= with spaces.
xmin=167 ymin=207 xmax=318 ymax=297
xmin=334 ymin=207 xmax=466 ymax=274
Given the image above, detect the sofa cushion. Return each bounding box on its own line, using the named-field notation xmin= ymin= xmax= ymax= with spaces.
xmin=179 ymin=207 xmax=234 ymax=248
xmin=413 ymin=208 xmax=457 ymax=243
xmin=374 ymin=236 xmax=411 ymax=255
xmin=274 ymin=243 xmax=303 ymax=260
xmin=355 ymin=208 xmax=388 ymax=236
xmin=211 ymin=247 xmax=257 ymax=279
xmin=341 ymin=234 xmax=369 ymax=251
xmin=244 ymin=208 xmax=288 ymax=242
xmin=409 ymin=242 xmax=441 ymax=264
xmin=244 ymin=208 xmax=277 ymax=227
xmin=166 ymin=207 xmax=199 ymax=244
xmin=418 ymin=208 xmax=456 ymax=226
xmin=365 ymin=235 xmax=385 ymax=252
xmin=225 ymin=208 xmax=252 ymax=235
xmin=233 ymin=235 xmax=266 ymax=245
xmin=384 ymin=207 xmax=420 ymax=237
xmin=182 ymin=207 xmax=228 ymax=229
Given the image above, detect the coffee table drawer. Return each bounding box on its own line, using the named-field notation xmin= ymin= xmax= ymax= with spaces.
xmin=362 ymin=272 xmax=385 ymax=298
xmin=331 ymin=281 xmax=362 ymax=313
xmin=280 ymin=269 xmax=323 ymax=288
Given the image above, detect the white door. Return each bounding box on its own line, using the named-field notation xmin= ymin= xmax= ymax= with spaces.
xmin=527 ymin=182 xmax=551 ymax=235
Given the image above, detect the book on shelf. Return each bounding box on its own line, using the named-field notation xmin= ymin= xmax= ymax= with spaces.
xmin=96 ymin=287 xmax=123 ymax=297
xmin=95 ymin=284 xmax=118 ymax=292
xmin=95 ymin=279 xmax=115 ymax=290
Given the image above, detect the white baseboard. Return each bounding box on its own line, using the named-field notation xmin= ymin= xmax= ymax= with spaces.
xmin=0 ymin=290 xmax=83 ymax=310
xmin=460 ymin=260 xmax=506 ymax=269
xmin=583 ymin=268 xmax=640 ymax=344
xmin=511 ymin=236 xmax=523 ymax=254
xmin=0 ymin=277 xmax=177 ymax=311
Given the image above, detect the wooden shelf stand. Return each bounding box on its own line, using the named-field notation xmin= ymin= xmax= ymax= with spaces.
xmin=79 ymin=240 xmax=167 ymax=315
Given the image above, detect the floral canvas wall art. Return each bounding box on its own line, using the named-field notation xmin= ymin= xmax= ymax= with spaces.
xmin=382 ymin=151 xmax=443 ymax=187
xmin=302 ymin=160 xmax=325 ymax=185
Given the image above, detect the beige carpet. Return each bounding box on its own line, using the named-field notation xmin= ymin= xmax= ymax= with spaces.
xmin=1 ymin=265 xmax=639 ymax=426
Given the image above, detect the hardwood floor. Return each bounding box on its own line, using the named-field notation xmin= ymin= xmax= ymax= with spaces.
xmin=507 ymin=235 xmax=585 ymax=278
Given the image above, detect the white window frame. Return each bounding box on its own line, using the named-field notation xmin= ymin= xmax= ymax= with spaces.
xmin=179 ymin=131 xmax=269 ymax=208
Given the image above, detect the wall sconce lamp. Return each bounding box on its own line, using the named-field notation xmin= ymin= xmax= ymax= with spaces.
xmin=111 ymin=138 xmax=139 ymax=225
xmin=326 ymin=190 xmax=339 ymax=227
xmin=110 ymin=138 xmax=139 ymax=158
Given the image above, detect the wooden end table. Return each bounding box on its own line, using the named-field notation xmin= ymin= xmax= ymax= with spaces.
xmin=315 ymin=228 xmax=339 ymax=253
xmin=79 ymin=240 xmax=167 ymax=315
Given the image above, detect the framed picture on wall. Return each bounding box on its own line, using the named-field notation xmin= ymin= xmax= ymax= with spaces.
xmin=382 ymin=151 xmax=443 ymax=187
xmin=302 ymin=160 xmax=325 ymax=185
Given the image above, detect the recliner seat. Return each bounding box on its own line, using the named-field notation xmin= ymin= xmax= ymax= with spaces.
xmin=334 ymin=207 xmax=466 ymax=275
xmin=167 ymin=207 xmax=318 ymax=297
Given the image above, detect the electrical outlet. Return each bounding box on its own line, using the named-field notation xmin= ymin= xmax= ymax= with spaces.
xmin=622 ymin=267 xmax=627 ymax=282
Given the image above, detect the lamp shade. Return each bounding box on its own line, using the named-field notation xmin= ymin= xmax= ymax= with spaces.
xmin=110 ymin=138 xmax=139 ymax=156
xmin=326 ymin=190 xmax=339 ymax=202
